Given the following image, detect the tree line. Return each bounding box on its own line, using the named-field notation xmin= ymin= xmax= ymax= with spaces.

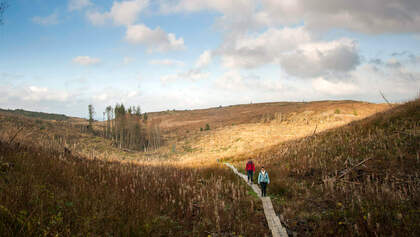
xmin=86 ymin=104 xmax=162 ymax=151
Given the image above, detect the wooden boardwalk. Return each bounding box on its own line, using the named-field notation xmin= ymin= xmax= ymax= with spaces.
xmin=225 ymin=163 xmax=289 ymax=237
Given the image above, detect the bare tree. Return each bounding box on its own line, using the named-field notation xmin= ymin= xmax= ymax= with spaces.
xmin=88 ymin=104 xmax=95 ymax=132
xmin=102 ymin=103 xmax=162 ymax=151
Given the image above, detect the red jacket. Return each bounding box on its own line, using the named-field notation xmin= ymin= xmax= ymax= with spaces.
xmin=246 ymin=161 xmax=255 ymax=172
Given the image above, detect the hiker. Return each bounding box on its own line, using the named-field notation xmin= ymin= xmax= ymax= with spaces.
xmin=258 ymin=167 xmax=270 ymax=197
xmin=246 ymin=159 xmax=255 ymax=184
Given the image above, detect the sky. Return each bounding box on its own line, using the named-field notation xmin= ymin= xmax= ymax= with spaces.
xmin=1 ymin=0 xmax=420 ymax=118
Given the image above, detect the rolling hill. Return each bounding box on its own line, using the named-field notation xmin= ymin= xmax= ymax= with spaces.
xmin=2 ymin=99 xmax=416 ymax=236
xmin=227 ymin=99 xmax=419 ymax=236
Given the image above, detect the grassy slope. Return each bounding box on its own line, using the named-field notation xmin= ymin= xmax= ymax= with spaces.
xmin=169 ymin=101 xmax=387 ymax=164
xmin=0 ymin=100 xmax=396 ymax=236
xmin=0 ymin=108 xmax=69 ymax=121
xmin=228 ymin=99 xmax=420 ymax=236
xmin=148 ymin=100 xmax=387 ymax=137
xmin=0 ymin=141 xmax=269 ymax=236
xmin=0 ymin=100 xmax=388 ymax=164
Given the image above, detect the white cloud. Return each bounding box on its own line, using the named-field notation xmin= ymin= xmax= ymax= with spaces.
xmin=219 ymin=27 xmax=311 ymax=69
xmin=86 ymin=0 xmax=149 ymax=26
xmin=125 ymin=24 xmax=185 ymax=52
xmin=179 ymin=69 xmax=210 ymax=80
xmin=86 ymin=11 xmax=108 ymax=25
xmin=109 ymin=0 xmax=148 ymax=25
xmin=160 ymin=74 xmax=179 ymax=83
xmin=385 ymin=58 xmax=402 ymax=68
xmin=217 ymin=26 xmax=360 ymax=78
xmin=32 ymin=12 xmax=59 ymax=25
xmin=159 ymin=50 xmax=213 ymax=83
xmin=308 ymin=55 xmax=420 ymax=101
xmin=73 ymin=56 xmax=101 ymax=66
xmin=160 ymin=0 xmax=259 ymax=34
xmin=312 ymin=77 xmax=359 ymax=96
xmin=214 ymin=70 xmax=246 ymax=90
xmin=85 ymin=0 xmax=186 ymax=54
xmin=215 ymin=70 xmax=284 ymax=92
xmin=161 ymin=0 xmax=254 ymax=14
xmin=279 ymin=38 xmax=360 ymax=78
xmin=25 ymin=86 xmax=70 ymax=102
xmin=195 ymin=50 xmax=212 ymax=69
xmin=160 ymin=69 xmax=209 ymax=83
xmin=93 ymin=89 xmax=139 ymax=102
xmin=150 ymin=59 xmax=185 ymax=66
xmin=123 ymin=57 xmax=135 ymax=65
xmin=68 ymin=0 xmax=92 ymax=11
xmin=258 ymin=0 xmax=420 ymax=34
xmin=0 ymin=85 xmax=70 ymax=104
xmin=160 ymin=0 xmax=420 ymax=35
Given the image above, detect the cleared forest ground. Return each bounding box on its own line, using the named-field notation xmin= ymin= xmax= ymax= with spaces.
xmin=227 ymin=99 xmax=420 ymax=236
xmin=1 ymin=99 xmax=408 ymax=236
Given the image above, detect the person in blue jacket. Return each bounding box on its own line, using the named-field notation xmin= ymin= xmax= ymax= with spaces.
xmin=258 ymin=166 xmax=270 ymax=197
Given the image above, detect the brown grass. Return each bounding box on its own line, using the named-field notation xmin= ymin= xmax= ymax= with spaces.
xmin=227 ymin=99 xmax=420 ymax=236
xmin=1 ymin=99 xmax=405 ymax=236
xmin=167 ymin=101 xmax=387 ymax=164
xmin=0 ymin=141 xmax=269 ymax=236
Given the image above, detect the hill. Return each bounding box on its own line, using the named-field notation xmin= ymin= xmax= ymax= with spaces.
xmin=0 ymin=100 xmax=389 ymax=164
xmin=226 ymin=99 xmax=420 ymax=236
xmin=155 ymin=100 xmax=388 ymax=164
xmin=1 ymin=99 xmax=407 ymax=236
xmin=0 ymin=108 xmax=70 ymax=121
xmin=148 ymin=100 xmax=387 ymax=137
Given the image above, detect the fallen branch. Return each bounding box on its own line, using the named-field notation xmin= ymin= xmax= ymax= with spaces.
xmin=337 ymin=157 xmax=373 ymax=180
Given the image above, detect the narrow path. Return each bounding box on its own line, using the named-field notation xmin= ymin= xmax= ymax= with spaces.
xmin=225 ymin=163 xmax=289 ymax=237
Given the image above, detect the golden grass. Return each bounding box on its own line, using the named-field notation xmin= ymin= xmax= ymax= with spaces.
xmin=170 ymin=102 xmax=387 ymax=165
xmin=0 ymin=99 xmax=401 ymax=236
xmin=227 ymin=99 xmax=420 ymax=236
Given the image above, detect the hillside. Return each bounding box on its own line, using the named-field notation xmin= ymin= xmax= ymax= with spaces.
xmin=1 ymin=99 xmax=407 ymax=236
xmin=0 ymin=108 xmax=70 ymax=121
xmin=0 ymin=100 xmax=388 ymax=165
xmin=0 ymin=141 xmax=268 ymax=236
xmin=160 ymin=100 xmax=388 ymax=164
xmin=148 ymin=100 xmax=388 ymax=138
xmin=227 ymin=99 xmax=420 ymax=236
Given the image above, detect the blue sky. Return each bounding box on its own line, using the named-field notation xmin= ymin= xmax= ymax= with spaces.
xmin=1 ymin=0 xmax=419 ymax=118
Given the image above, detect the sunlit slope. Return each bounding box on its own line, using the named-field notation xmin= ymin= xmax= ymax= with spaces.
xmin=0 ymin=100 xmax=389 ymax=165
xmin=149 ymin=101 xmax=388 ymax=137
xmin=165 ymin=100 xmax=388 ymax=163
xmin=227 ymin=99 xmax=419 ymax=236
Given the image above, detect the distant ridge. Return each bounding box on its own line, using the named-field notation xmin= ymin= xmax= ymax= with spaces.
xmin=0 ymin=108 xmax=69 ymax=121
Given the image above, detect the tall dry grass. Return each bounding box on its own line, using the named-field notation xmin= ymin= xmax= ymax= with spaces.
xmin=0 ymin=141 xmax=269 ymax=236
xmin=227 ymin=99 xmax=419 ymax=236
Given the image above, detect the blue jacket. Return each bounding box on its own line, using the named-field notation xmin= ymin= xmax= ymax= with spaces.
xmin=258 ymin=171 xmax=270 ymax=184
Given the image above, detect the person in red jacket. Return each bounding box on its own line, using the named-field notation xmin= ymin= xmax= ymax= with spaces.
xmin=246 ymin=159 xmax=255 ymax=184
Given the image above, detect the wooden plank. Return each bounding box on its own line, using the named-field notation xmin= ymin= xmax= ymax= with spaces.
xmin=225 ymin=163 xmax=289 ymax=237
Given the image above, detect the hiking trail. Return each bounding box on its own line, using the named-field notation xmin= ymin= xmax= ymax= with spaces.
xmin=225 ymin=163 xmax=288 ymax=237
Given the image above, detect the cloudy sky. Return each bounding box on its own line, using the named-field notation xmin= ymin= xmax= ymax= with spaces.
xmin=1 ymin=0 xmax=420 ymax=118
